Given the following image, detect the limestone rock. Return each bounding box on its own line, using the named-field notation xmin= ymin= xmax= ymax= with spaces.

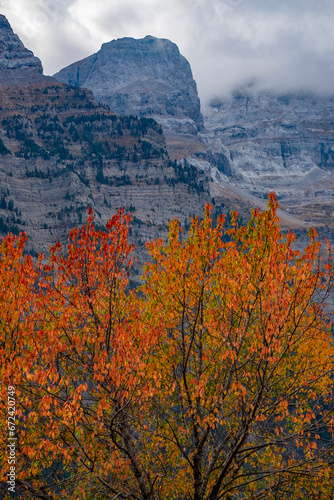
xmin=53 ymin=36 xmax=204 ymax=135
xmin=0 ymin=15 xmax=53 ymax=86
xmin=198 ymin=89 xmax=334 ymax=229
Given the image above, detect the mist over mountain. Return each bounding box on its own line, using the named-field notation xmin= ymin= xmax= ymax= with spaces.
xmin=3 ymin=0 xmax=334 ymax=107
xmin=202 ymin=89 xmax=334 ymax=230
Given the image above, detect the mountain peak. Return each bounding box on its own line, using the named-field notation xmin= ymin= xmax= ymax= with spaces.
xmin=0 ymin=14 xmax=12 ymax=30
xmin=53 ymin=35 xmax=204 ymax=136
xmin=0 ymin=14 xmax=53 ymax=86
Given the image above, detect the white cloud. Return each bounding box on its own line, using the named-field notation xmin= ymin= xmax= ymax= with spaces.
xmin=1 ymin=0 xmax=334 ymax=105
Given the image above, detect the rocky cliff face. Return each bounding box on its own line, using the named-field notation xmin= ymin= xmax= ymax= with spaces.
xmin=0 ymin=15 xmax=52 ymax=86
xmin=54 ymin=36 xmax=203 ymax=132
xmin=0 ymin=80 xmax=210 ymax=270
xmin=3 ymin=14 xmax=334 ymax=259
xmin=53 ymin=34 xmax=334 ymax=231
xmin=53 ymin=36 xmax=207 ymax=160
xmin=0 ymin=17 xmax=213 ymax=278
xmin=198 ymin=90 xmax=334 ymax=229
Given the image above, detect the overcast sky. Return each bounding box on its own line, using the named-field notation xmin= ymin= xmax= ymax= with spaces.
xmin=2 ymin=0 xmax=334 ymax=105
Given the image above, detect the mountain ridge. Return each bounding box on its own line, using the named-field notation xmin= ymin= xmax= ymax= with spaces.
xmin=0 ymin=14 xmax=54 ymax=87
xmin=1 ymin=14 xmax=334 ymax=261
xmin=53 ymin=35 xmax=208 ymax=160
xmin=53 ymin=32 xmax=334 ymax=232
xmin=0 ymin=17 xmax=213 ymax=277
xmin=53 ymin=36 xmax=203 ymax=130
xmin=199 ymin=88 xmax=334 ymax=228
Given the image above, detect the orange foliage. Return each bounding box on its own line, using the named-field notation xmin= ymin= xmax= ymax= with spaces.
xmin=1 ymin=196 xmax=334 ymax=500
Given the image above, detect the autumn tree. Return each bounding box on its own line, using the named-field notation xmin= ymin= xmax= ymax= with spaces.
xmin=0 ymin=209 xmax=164 ymax=499
xmin=1 ymin=195 xmax=334 ymax=499
xmin=0 ymin=233 xmax=42 ymax=497
xmin=142 ymin=194 xmax=334 ymax=499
